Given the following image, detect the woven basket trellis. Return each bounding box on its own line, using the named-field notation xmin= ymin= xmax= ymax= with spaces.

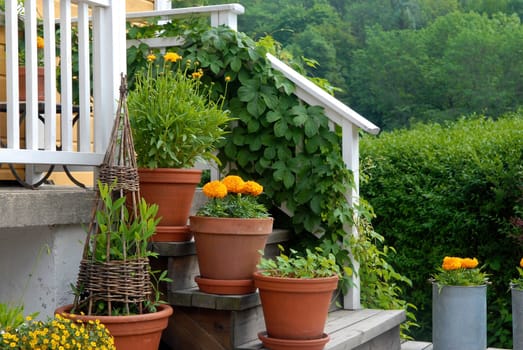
xmin=73 ymin=74 xmax=151 ymax=316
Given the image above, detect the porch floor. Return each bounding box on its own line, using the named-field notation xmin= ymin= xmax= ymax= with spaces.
xmin=401 ymin=341 xmax=509 ymax=350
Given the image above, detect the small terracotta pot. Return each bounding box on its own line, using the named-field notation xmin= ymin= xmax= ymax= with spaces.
xmin=138 ymin=168 xmax=202 ymax=242
xmin=54 ymin=304 xmax=173 ymax=350
xmin=253 ymin=272 xmax=338 ymax=341
xmin=19 ymin=66 xmax=45 ymax=101
xmin=190 ymin=216 xmax=273 ymax=294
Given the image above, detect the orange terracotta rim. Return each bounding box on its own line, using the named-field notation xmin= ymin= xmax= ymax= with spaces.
xmin=152 ymin=225 xmax=193 ymax=242
xmin=258 ymin=331 xmax=330 ymax=350
xmin=138 ymin=168 xmax=202 ymax=184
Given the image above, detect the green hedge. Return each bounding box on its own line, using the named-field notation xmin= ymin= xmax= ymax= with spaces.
xmin=360 ymin=114 xmax=523 ymax=347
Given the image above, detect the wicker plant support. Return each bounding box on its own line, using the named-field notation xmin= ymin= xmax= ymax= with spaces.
xmin=73 ymin=74 xmax=151 ymax=316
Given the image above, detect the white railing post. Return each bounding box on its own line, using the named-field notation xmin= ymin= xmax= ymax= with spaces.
xmin=343 ymin=122 xmax=362 ymax=310
xmin=92 ymin=0 xmax=126 ymax=154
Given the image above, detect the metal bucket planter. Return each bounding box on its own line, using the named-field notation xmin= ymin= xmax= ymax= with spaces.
xmin=432 ymin=283 xmax=487 ymax=350
xmin=513 ymin=286 xmax=523 ymax=350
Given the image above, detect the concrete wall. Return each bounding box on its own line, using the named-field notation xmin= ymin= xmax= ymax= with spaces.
xmin=0 ymin=186 xmax=95 ymax=319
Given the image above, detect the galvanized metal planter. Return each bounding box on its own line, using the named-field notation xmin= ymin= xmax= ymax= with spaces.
xmin=432 ymin=283 xmax=487 ymax=350
xmin=513 ymin=286 xmax=523 ymax=350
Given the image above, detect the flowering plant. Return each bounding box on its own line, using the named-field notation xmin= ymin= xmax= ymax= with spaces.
xmin=128 ymin=51 xmax=232 ymax=169
xmin=196 ymin=175 xmax=269 ymax=218
xmin=1 ymin=313 xmax=115 ymax=350
xmin=511 ymin=258 xmax=523 ymax=290
xmin=432 ymin=256 xmax=489 ymax=286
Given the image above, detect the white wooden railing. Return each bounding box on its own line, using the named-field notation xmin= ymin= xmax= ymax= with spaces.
xmin=0 ymin=0 xmax=126 ymax=183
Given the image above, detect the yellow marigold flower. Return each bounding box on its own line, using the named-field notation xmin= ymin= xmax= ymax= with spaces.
xmin=225 ymin=76 xmax=231 ymax=82
xmin=242 ymin=181 xmax=263 ymax=196
xmin=222 ymin=175 xmax=245 ymax=193
xmin=191 ymin=69 xmax=204 ymax=79
xmin=442 ymin=256 xmax=462 ymax=271
xmin=36 ymin=36 xmax=45 ymax=49
xmin=146 ymin=54 xmax=156 ymax=62
xmin=461 ymin=257 xmax=479 ymax=269
xmin=164 ymin=52 xmax=182 ymax=63
xmin=202 ymin=180 xmax=228 ymax=198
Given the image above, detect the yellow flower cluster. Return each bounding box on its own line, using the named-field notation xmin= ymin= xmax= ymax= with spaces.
xmin=202 ymin=175 xmax=264 ymax=199
xmin=1 ymin=314 xmax=115 ymax=350
xmin=442 ymin=256 xmax=479 ymax=271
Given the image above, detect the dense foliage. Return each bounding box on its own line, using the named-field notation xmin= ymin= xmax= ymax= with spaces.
xmin=190 ymin=0 xmax=523 ymax=130
xmin=360 ymin=115 xmax=523 ymax=347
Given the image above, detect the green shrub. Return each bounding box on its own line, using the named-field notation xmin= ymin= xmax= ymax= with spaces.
xmin=360 ymin=114 xmax=523 ymax=347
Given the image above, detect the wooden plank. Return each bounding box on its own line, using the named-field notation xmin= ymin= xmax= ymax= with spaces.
xmin=231 ymin=307 xmax=265 ymax=347
xmin=328 ymin=310 xmax=405 ymax=349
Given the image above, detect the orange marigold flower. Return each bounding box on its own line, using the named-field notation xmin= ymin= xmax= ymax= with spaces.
xmin=222 ymin=175 xmax=245 ymax=193
xmin=202 ymin=180 xmax=227 ymax=199
xmin=164 ymin=52 xmax=182 ymax=63
xmin=36 ymin=36 xmax=45 ymax=49
xmin=242 ymin=181 xmax=263 ymax=196
xmin=461 ymin=257 xmax=479 ymax=269
xmin=146 ymin=54 xmax=156 ymax=62
xmin=442 ymin=256 xmax=462 ymax=271
xmin=520 ymin=257 xmax=523 ymax=268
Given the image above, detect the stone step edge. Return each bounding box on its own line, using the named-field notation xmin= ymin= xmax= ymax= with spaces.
xmin=236 ymin=308 xmax=406 ymax=350
xmin=169 ymin=287 xmax=261 ymax=311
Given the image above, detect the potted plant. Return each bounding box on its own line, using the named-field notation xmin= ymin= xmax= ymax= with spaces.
xmin=511 ymin=257 xmax=523 ymax=350
xmin=189 ymin=175 xmax=273 ymax=294
xmin=253 ymin=246 xmax=341 ymax=350
xmin=431 ymin=256 xmax=489 ymax=350
xmin=55 ymin=180 xmax=173 ymax=350
xmin=127 ymin=52 xmax=232 ymax=242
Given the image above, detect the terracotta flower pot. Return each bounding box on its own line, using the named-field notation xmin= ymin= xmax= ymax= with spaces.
xmin=253 ymin=272 xmax=338 ymax=341
xmin=54 ymin=304 xmax=173 ymax=350
xmin=190 ymin=216 xmax=273 ymax=294
xmin=138 ymin=168 xmax=202 ymax=242
xmin=19 ymin=66 xmax=45 ymax=101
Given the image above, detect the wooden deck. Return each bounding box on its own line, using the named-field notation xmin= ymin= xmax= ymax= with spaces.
xmin=401 ymin=341 xmax=510 ymax=350
xmin=237 ymin=308 xmax=405 ymax=350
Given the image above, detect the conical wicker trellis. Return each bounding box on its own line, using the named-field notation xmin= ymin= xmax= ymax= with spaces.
xmin=73 ymin=74 xmax=151 ymax=316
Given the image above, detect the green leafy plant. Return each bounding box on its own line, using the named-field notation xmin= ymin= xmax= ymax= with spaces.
xmin=1 ymin=313 xmax=115 ymax=350
xmin=432 ymin=256 xmax=489 ymax=287
xmin=257 ymin=245 xmax=344 ymax=278
xmin=72 ymin=181 xmax=171 ymax=315
xmin=127 ymin=51 xmax=232 ymax=169
xmin=196 ymin=175 xmax=269 ymax=218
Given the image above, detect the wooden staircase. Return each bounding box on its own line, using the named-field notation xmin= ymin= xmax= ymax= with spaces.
xmin=150 ymin=191 xmax=405 ymax=350
xmin=150 ymin=232 xmax=405 ymax=350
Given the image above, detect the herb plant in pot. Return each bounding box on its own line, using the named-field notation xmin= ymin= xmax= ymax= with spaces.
xmin=431 ymin=256 xmax=489 ymax=350
xmin=189 ymin=175 xmax=273 ymax=295
xmin=253 ymin=246 xmax=341 ymax=350
xmin=55 ymin=181 xmax=173 ymax=350
xmin=128 ymin=52 xmax=232 ymax=242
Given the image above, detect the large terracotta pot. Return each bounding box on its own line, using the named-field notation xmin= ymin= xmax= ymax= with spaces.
xmin=190 ymin=216 xmax=273 ymax=294
xmin=253 ymin=272 xmax=338 ymax=342
xmin=138 ymin=168 xmax=202 ymax=242
xmin=54 ymin=304 xmax=173 ymax=350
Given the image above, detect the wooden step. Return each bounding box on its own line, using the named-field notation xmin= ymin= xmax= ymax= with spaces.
xmin=237 ymin=309 xmax=406 ymax=350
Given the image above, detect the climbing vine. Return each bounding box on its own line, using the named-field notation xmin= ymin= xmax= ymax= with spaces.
xmin=127 ymin=19 xmax=415 ymax=335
